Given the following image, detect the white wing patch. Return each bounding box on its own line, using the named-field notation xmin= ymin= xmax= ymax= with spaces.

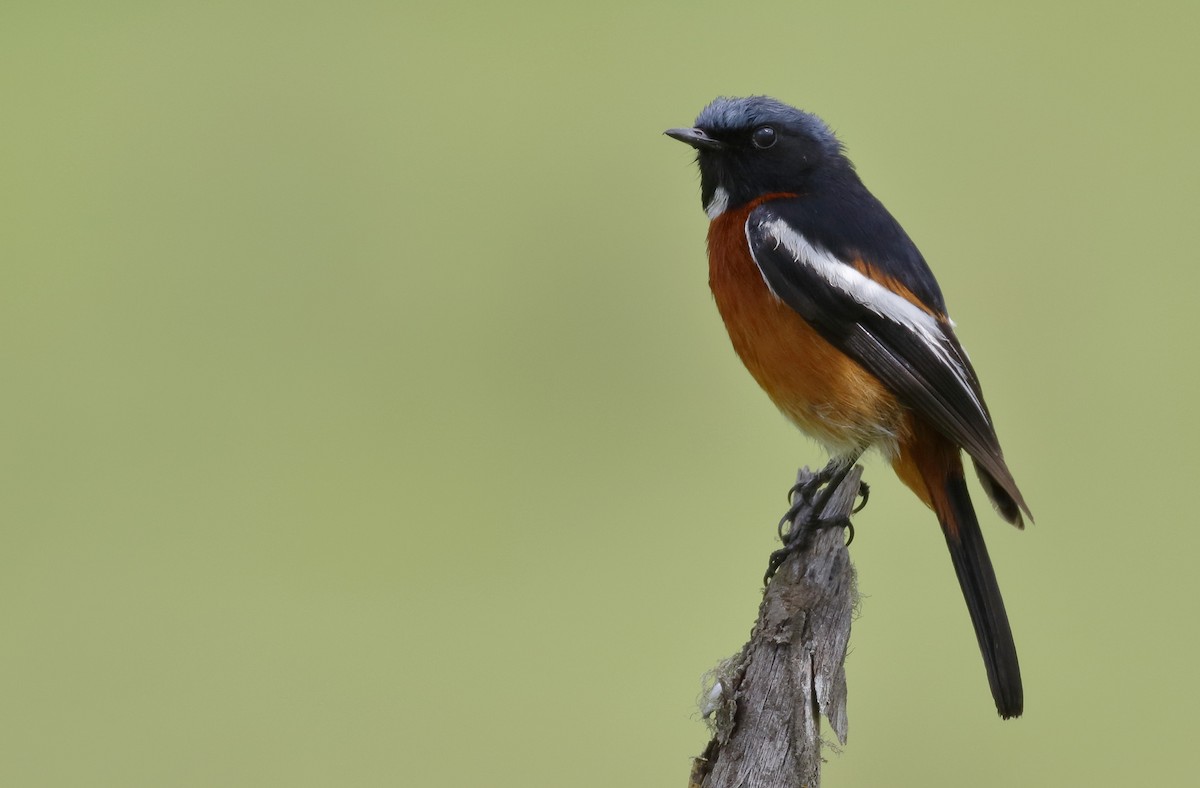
xmin=751 ymin=216 xmax=987 ymax=417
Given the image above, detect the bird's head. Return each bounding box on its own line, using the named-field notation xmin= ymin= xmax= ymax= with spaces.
xmin=665 ymin=96 xmax=848 ymax=218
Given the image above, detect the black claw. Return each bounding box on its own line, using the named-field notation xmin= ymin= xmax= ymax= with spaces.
xmin=786 ymin=477 xmax=820 ymax=505
xmin=852 ymin=481 xmax=870 ymax=514
xmin=764 ymin=549 xmax=788 ymax=584
xmin=765 ymin=536 xmax=807 ymax=583
xmin=777 ymin=498 xmax=806 ymax=541
xmin=777 ymin=513 xmax=792 ymax=542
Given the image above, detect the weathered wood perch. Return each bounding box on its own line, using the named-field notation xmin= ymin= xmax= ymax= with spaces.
xmin=690 ymin=466 xmax=861 ymax=788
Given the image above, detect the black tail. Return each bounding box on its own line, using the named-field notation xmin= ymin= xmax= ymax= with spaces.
xmin=937 ymin=473 xmax=1023 ymax=718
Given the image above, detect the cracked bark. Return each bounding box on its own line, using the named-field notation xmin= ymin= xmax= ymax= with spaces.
xmin=690 ymin=466 xmax=860 ymax=788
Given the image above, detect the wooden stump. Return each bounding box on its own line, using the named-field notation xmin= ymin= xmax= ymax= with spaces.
xmin=690 ymin=466 xmax=861 ymax=788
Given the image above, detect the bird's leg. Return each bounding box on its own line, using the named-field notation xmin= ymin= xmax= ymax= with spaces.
xmin=776 ymin=457 xmax=858 ymax=541
xmin=766 ymin=455 xmax=867 ymax=583
xmin=776 ymin=461 xmax=836 ymax=534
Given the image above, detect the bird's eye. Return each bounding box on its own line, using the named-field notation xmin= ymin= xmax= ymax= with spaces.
xmin=751 ymin=126 xmax=777 ymax=149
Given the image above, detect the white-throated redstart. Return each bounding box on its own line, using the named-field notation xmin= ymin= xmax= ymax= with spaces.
xmin=667 ymin=96 xmax=1031 ymax=718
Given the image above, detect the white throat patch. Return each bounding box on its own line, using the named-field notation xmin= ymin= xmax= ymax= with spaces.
xmin=705 ymin=186 xmax=730 ymax=220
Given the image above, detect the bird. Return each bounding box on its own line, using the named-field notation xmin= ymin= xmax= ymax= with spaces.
xmin=665 ymin=96 xmax=1031 ymax=719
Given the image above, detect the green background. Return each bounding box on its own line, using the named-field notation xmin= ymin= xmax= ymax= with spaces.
xmin=4 ymin=1 xmax=1196 ymax=785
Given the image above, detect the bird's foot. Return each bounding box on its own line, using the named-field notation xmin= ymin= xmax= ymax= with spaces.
xmin=764 ymin=462 xmax=867 ymax=584
xmin=765 ymin=514 xmax=853 ymax=582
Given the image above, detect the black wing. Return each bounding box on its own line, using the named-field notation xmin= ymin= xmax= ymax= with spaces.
xmin=746 ymin=200 xmax=1030 ymax=522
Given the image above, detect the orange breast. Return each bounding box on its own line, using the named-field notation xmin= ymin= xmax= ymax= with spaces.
xmin=707 ymin=199 xmax=907 ymax=458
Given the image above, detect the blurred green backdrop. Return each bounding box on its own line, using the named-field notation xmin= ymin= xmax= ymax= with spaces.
xmin=3 ymin=1 xmax=1197 ymax=786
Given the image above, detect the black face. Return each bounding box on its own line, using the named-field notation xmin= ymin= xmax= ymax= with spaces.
xmin=666 ymin=96 xmax=849 ymax=215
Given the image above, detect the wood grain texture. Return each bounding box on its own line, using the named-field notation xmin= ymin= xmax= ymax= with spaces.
xmin=691 ymin=467 xmax=860 ymax=788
